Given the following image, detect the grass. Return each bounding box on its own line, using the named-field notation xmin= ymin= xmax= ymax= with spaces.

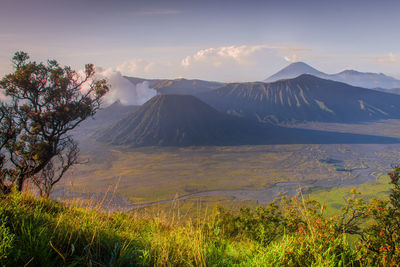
xmin=135 ymin=195 xmax=258 ymax=220
xmin=307 ymin=175 xmax=391 ymax=217
xmin=0 ymin=191 xmax=264 ymax=266
xmin=2 ymin=183 xmax=399 ymax=266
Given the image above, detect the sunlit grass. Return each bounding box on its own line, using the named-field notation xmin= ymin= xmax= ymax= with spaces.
xmin=307 ymin=175 xmax=391 ymax=217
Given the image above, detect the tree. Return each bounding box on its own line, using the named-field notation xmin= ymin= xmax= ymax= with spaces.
xmin=0 ymin=51 xmax=109 ymax=196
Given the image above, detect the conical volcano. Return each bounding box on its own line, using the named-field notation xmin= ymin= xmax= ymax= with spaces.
xmin=96 ymin=94 xmax=267 ymax=147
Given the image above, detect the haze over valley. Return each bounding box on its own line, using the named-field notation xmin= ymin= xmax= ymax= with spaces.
xmin=62 ymin=63 xmax=400 ymax=209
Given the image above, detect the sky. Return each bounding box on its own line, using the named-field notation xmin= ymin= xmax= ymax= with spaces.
xmin=1 ymin=0 xmax=400 ymax=82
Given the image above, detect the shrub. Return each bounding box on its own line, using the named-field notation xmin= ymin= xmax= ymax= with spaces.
xmin=0 ymin=210 xmax=14 ymax=264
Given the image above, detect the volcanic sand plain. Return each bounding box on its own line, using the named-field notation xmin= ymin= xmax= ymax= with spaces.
xmin=53 ymin=119 xmax=400 ymax=212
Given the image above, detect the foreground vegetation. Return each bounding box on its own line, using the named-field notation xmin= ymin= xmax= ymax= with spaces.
xmin=1 ymin=170 xmax=400 ymax=266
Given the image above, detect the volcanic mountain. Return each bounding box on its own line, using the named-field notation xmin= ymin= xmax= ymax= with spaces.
xmin=198 ymin=74 xmax=400 ymax=123
xmin=265 ymin=62 xmax=400 ymax=89
xmin=74 ymin=100 xmax=139 ymax=137
xmin=124 ymin=76 xmax=223 ymax=95
xmin=264 ymin=62 xmax=324 ymax=83
xmin=96 ymin=95 xmax=267 ymax=147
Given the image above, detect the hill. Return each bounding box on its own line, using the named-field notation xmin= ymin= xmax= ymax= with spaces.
xmin=2 ymin=177 xmax=400 ymax=266
xmin=96 ymin=94 xmax=267 ymax=147
xmin=74 ymin=100 xmax=139 ymax=138
xmin=198 ymin=74 xmax=400 ymax=123
xmin=265 ymin=62 xmax=400 ymax=89
xmin=151 ymin=78 xmax=223 ymax=94
xmin=330 ymin=69 xmax=400 ymax=89
xmin=124 ymin=76 xmax=223 ymax=95
xmin=264 ymin=62 xmax=324 ymax=83
xmin=95 ymin=93 xmax=400 ymax=147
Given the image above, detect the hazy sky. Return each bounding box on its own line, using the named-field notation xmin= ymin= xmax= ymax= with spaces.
xmin=1 ymin=0 xmax=400 ymax=82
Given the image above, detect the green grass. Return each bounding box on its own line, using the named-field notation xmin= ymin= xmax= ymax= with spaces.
xmin=307 ymin=175 xmax=391 ymax=217
xmin=0 ymin=189 xmax=392 ymax=266
xmin=1 ymin=178 xmax=399 ymax=266
xmin=135 ymin=195 xmax=258 ymax=220
xmin=0 ymin=191 xmax=265 ymax=266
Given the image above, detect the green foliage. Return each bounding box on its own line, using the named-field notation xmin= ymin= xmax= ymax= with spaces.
xmin=355 ymin=166 xmax=400 ymax=265
xmin=209 ymin=201 xmax=300 ymax=245
xmin=1 ymin=168 xmax=400 ymax=265
xmin=0 ymin=215 xmax=14 ymax=265
xmin=209 ymin=197 xmax=360 ymax=266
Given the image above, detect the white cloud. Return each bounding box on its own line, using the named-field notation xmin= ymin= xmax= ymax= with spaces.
xmin=78 ymin=67 xmax=157 ymax=106
xmin=177 ymin=45 xmax=310 ymax=81
xmin=116 ymin=58 xmax=154 ymax=75
xmin=96 ymin=68 xmax=157 ymax=106
xmin=181 ymin=45 xmax=271 ymax=67
xmin=112 ymin=44 xmax=311 ymax=82
xmin=284 ymin=54 xmax=301 ymax=62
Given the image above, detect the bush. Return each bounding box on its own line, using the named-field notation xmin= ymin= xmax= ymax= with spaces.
xmin=2 ymin=167 xmax=400 ymax=265
xmin=0 ymin=212 xmax=14 ymax=264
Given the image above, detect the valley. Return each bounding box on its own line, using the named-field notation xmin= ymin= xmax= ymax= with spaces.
xmin=50 ymin=73 xmax=400 ymax=213
xmin=53 ymin=119 xmax=400 ymax=211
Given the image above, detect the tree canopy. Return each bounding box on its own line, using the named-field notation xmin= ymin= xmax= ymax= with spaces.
xmin=0 ymin=51 xmax=109 ymax=196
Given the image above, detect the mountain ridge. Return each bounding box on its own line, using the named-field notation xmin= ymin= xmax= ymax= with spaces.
xmin=198 ymin=74 xmax=400 ymax=123
xmin=96 ymin=94 xmax=268 ymax=147
xmin=265 ymin=62 xmax=400 ymax=89
xmin=124 ymin=76 xmax=223 ymax=95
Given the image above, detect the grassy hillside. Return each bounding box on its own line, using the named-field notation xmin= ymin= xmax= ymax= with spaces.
xmin=1 ymin=176 xmax=400 ymax=266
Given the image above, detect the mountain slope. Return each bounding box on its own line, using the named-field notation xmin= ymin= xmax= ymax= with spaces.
xmin=74 ymin=100 xmax=139 ymax=138
xmin=96 ymin=95 xmax=267 ymax=147
xmin=151 ymin=78 xmax=223 ymax=94
xmin=331 ymin=70 xmax=400 ymax=89
xmin=123 ymin=76 xmax=161 ymax=87
xmin=124 ymin=76 xmax=223 ymax=95
xmin=265 ymin=62 xmax=400 ymax=89
xmin=198 ymin=74 xmax=400 ymax=123
xmin=264 ymin=62 xmax=324 ymax=82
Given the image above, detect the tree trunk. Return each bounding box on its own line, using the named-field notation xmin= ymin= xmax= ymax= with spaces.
xmin=17 ymin=176 xmax=24 ymax=192
xmin=0 ymin=184 xmax=12 ymax=195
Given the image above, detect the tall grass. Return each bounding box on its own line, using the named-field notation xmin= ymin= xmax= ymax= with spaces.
xmin=0 ymin=183 xmax=398 ymax=266
xmin=0 ymin=190 xmax=252 ymax=266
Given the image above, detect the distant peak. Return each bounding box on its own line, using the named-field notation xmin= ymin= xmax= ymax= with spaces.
xmin=283 ymin=61 xmax=320 ymax=71
xmin=265 ymin=61 xmax=324 ymax=82
xmin=338 ymin=69 xmax=361 ymax=74
xmin=287 ymin=61 xmax=311 ymax=66
xmin=337 ymin=70 xmax=390 ymax=77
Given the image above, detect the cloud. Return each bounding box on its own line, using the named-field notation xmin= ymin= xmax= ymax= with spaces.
xmin=113 ymin=44 xmax=311 ymax=82
xmin=181 ymin=45 xmax=271 ymax=67
xmin=96 ymin=68 xmax=157 ymax=106
xmin=284 ymin=54 xmax=301 ymax=62
xmin=116 ymin=57 xmax=181 ymax=80
xmin=378 ymin=52 xmax=400 ymax=64
xmin=76 ymin=67 xmax=156 ymax=106
xmin=116 ymin=58 xmax=154 ymax=74
xmin=178 ymin=45 xmax=310 ymax=81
